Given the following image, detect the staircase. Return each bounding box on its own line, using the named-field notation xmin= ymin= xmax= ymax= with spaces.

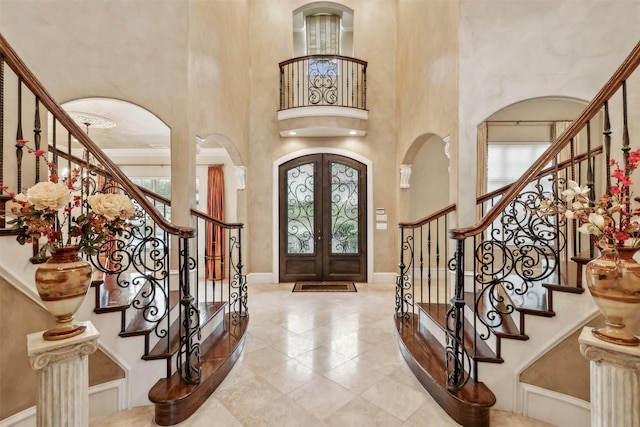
xmin=395 ymin=41 xmax=640 ymax=426
xmin=0 ymin=32 xmax=248 ymax=425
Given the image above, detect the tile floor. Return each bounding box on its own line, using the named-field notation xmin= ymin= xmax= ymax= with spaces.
xmin=90 ymin=283 xmax=555 ymax=426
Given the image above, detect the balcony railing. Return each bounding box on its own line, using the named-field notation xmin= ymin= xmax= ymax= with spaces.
xmin=279 ymin=55 xmax=367 ymax=111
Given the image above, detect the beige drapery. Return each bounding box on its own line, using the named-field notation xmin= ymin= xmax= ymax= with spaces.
xmin=552 ymin=121 xmax=575 ymax=165
xmin=476 ymin=122 xmax=489 ymax=220
xmin=306 ymin=14 xmax=340 ymax=55
xmin=206 ymin=166 xmax=225 ymax=280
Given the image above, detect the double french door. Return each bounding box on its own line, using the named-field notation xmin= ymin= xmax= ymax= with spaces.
xmin=279 ymin=154 xmax=367 ymax=282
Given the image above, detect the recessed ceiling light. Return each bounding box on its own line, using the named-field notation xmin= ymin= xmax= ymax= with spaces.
xmin=289 ymin=131 xmax=297 ymax=136
xmin=349 ymin=130 xmax=357 ymax=135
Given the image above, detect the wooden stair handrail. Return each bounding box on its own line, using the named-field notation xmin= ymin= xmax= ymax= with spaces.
xmin=399 ymin=203 xmax=456 ymax=229
xmin=50 ymin=146 xmax=243 ymax=230
xmin=450 ymin=41 xmax=640 ymax=240
xmin=0 ymin=32 xmax=194 ymax=238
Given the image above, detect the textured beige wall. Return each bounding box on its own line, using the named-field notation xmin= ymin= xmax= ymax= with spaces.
xmin=396 ymin=0 xmax=459 ymax=225
xmin=247 ymin=0 xmax=400 ymax=275
xmin=188 ymin=1 xmax=250 ymax=166
xmin=0 ymin=279 xmax=124 ymax=420
xmin=408 ymin=135 xmax=449 ymax=221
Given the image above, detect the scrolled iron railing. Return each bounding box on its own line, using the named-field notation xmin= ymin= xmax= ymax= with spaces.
xmin=396 ymin=204 xmax=456 ymax=320
xmin=443 ymin=41 xmax=640 ymax=391
xmin=395 ymin=41 xmax=640 ymax=394
xmin=279 ymin=54 xmax=367 ymax=111
xmin=0 ymin=31 xmax=246 ymax=388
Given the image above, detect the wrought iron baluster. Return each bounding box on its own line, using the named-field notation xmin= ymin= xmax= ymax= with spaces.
xmin=603 ymin=100 xmax=612 ymax=193
xmin=0 ymin=54 xmax=4 ymax=229
xmin=177 ymin=236 xmax=201 ymax=385
xmin=15 ymin=77 xmax=23 ymax=193
xmin=622 ymin=79 xmax=630 ymax=183
xmin=396 ymin=227 xmax=406 ymax=317
xmin=446 ymin=239 xmax=470 ymax=390
xmin=33 ymin=96 xmax=41 ymax=182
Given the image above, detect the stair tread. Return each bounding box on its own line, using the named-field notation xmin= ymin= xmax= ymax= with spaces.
xmin=417 ymin=303 xmax=500 ymax=362
xmin=501 ymin=275 xmax=554 ymax=316
xmin=121 ymin=290 xmax=181 ymax=337
xmin=148 ymin=313 xmax=249 ymax=425
xmin=395 ymin=313 xmax=495 ymax=427
xmin=144 ymin=301 xmax=227 ymax=360
xmin=464 ymin=292 xmax=526 ymax=340
xmin=93 ymin=272 xmax=149 ymax=313
xmin=543 ymin=283 xmax=585 ymax=295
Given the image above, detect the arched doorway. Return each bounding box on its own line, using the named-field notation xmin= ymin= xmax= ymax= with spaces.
xmin=278 ymin=153 xmax=367 ymax=282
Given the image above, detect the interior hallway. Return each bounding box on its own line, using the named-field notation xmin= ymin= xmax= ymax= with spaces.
xmin=90 ymin=283 xmax=555 ymax=426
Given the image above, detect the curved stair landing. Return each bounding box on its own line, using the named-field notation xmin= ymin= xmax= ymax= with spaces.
xmin=395 ymin=314 xmax=495 ymax=427
xmin=149 ymin=313 xmax=249 ymax=426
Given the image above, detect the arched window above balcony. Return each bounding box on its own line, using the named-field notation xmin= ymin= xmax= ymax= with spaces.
xmin=292 ymin=3 xmax=354 ymax=57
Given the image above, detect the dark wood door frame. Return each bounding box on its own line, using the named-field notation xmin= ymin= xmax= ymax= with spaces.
xmin=278 ymin=153 xmax=367 ymax=283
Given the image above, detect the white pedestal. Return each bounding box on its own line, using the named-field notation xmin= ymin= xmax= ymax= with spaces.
xmin=27 ymin=321 xmax=99 ymax=427
xmin=579 ymin=327 xmax=640 ymax=427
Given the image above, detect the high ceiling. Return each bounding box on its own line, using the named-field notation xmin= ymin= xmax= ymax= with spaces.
xmin=61 ymin=98 xmax=170 ymax=151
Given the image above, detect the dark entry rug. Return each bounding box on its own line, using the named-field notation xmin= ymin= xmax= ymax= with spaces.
xmin=292 ymin=282 xmax=357 ymax=292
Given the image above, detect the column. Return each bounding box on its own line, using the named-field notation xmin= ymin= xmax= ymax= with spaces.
xmin=579 ymin=326 xmax=640 ymax=427
xmin=27 ymin=321 xmax=99 ymax=427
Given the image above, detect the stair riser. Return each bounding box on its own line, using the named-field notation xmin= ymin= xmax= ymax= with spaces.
xmin=463 ymin=304 xmax=498 ymax=353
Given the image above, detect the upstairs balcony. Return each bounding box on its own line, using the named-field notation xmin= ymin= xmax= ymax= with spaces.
xmin=278 ymin=55 xmax=368 ymax=137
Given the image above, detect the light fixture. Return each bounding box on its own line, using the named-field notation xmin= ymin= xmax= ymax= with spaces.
xmin=289 ymin=131 xmax=297 ymax=136
xmin=349 ymin=130 xmax=357 ymax=135
xmin=67 ymin=112 xmax=116 ymax=130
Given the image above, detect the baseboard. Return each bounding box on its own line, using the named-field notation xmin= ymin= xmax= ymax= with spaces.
xmin=88 ymin=379 xmax=128 ymax=420
xmin=246 ymin=272 xmax=275 ymax=284
xmin=520 ymin=383 xmax=590 ymax=427
xmin=371 ymin=272 xmax=395 ymax=284
xmin=0 ymin=379 xmax=127 ymax=427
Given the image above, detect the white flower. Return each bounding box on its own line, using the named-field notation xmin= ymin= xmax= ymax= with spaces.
xmin=88 ymin=193 xmax=135 ymax=221
xmin=562 ymin=180 xmax=590 ymax=202
xmin=5 ymin=193 xmax=30 ymax=216
xmin=578 ymin=213 xmax=606 ymax=235
xmin=26 ymin=182 xmax=72 ymax=210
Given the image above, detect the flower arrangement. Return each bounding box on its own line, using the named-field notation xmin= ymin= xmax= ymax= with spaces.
xmin=1 ymin=140 xmax=136 ymax=257
xmin=536 ymin=149 xmax=640 ymax=253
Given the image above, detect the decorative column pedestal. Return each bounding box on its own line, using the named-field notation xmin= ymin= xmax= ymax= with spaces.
xmin=27 ymin=321 xmax=99 ymax=427
xmin=579 ymin=326 xmax=640 ymax=427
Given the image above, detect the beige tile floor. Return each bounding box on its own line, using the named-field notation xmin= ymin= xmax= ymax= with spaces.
xmin=90 ymin=283 xmax=555 ymax=427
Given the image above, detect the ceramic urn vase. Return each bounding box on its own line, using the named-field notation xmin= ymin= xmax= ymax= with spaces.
xmin=585 ymin=246 xmax=640 ymax=346
xmin=34 ymin=245 xmax=92 ymax=340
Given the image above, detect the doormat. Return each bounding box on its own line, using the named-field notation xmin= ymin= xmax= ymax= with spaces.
xmin=292 ymin=282 xmax=357 ymax=292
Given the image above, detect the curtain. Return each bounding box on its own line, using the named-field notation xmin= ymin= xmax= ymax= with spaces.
xmin=206 ymin=166 xmax=225 ymax=280
xmin=552 ymin=121 xmax=574 ymax=165
xmin=476 ymin=122 xmax=489 ymax=221
xmin=306 ymin=14 xmax=340 ymax=55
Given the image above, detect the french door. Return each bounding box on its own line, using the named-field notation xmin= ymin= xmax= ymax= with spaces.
xmin=279 ymin=154 xmax=367 ymax=282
